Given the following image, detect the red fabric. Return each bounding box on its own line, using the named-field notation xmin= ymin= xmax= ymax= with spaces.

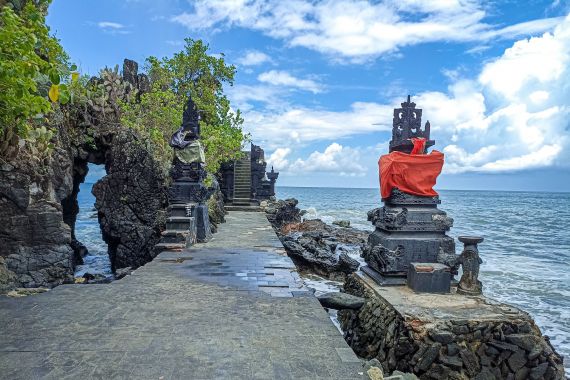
xmin=379 ymin=150 xmax=444 ymax=199
xmin=410 ymin=137 xmax=426 ymax=155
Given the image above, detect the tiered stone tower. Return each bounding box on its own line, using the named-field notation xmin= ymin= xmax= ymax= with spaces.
xmin=362 ymin=96 xmax=457 ymax=285
xmin=156 ymin=95 xmax=213 ymax=252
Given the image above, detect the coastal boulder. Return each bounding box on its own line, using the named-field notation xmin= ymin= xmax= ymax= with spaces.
xmin=282 ymin=231 xmax=360 ymax=279
xmin=318 ymin=291 xmax=365 ymax=310
xmin=92 ymin=130 xmax=168 ymax=271
xmin=265 ymin=198 xmax=302 ymax=229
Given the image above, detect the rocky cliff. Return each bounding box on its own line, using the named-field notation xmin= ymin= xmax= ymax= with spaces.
xmin=0 ymin=61 xmax=169 ymax=291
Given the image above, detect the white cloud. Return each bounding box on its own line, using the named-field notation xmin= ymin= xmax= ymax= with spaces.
xmin=266 ymin=148 xmax=291 ymax=170
xmin=234 ymin=15 xmax=570 ymax=174
xmin=170 ymin=0 xmax=562 ymax=61
xmin=291 ymin=143 xmax=367 ymax=176
xmin=98 ymin=21 xmax=125 ymax=29
xmin=237 ymin=50 xmax=272 ymax=66
xmin=257 ymin=70 xmax=323 ymax=93
xmin=97 ymin=21 xmax=130 ymax=34
xmin=239 ymin=102 xmax=393 ymax=149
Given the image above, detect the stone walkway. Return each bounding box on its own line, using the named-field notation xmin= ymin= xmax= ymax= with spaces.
xmin=0 ymin=211 xmax=364 ymax=379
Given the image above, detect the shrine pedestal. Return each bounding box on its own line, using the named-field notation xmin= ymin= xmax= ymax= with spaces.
xmin=340 ymin=272 xmax=566 ymax=379
xmin=362 ymin=189 xmax=457 ymax=284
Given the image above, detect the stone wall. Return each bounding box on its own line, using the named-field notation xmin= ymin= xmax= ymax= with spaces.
xmin=340 ymin=273 xmax=565 ymax=380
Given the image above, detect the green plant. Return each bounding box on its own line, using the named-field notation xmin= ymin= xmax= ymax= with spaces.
xmin=121 ymin=38 xmax=247 ymax=174
xmin=88 ymin=65 xmax=135 ymax=120
xmin=25 ymin=125 xmax=54 ymax=162
xmin=0 ymin=1 xmax=76 ymax=161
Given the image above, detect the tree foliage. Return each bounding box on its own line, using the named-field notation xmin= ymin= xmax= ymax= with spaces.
xmin=0 ymin=0 xmax=76 ymax=160
xmin=121 ymin=38 xmax=247 ymax=174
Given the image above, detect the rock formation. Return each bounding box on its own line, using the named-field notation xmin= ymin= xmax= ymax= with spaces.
xmin=265 ymin=199 xmax=368 ymax=280
xmin=0 ymin=60 xmax=170 ymax=291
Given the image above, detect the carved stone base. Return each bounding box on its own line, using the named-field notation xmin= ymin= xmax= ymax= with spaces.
xmin=361 ymin=265 xmax=406 ymax=286
xmin=364 ymin=230 xmax=456 ymax=276
xmin=168 ymin=181 xmax=214 ymax=204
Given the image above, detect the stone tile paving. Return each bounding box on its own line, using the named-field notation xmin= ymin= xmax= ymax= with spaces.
xmin=0 ymin=211 xmax=364 ymax=379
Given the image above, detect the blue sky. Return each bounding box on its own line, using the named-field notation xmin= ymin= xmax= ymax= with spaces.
xmin=47 ymin=0 xmax=570 ymax=191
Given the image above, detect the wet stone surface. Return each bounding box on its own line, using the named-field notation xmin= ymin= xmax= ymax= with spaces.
xmin=0 ymin=211 xmax=363 ymax=379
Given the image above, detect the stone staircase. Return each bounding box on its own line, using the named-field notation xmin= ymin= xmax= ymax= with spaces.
xmin=154 ymin=204 xmax=196 ymax=253
xmin=233 ymin=155 xmax=252 ymax=206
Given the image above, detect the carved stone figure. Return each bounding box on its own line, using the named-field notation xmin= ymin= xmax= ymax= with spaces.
xmin=457 ymin=236 xmax=484 ymax=295
xmin=390 ymin=95 xmax=434 ymax=154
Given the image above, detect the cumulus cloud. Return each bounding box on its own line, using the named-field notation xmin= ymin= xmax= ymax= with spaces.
xmin=266 ymin=147 xmax=291 ymax=170
xmin=257 ymin=70 xmax=323 ymax=93
xmin=237 ymin=50 xmax=272 ymax=66
xmin=97 ymin=21 xmax=130 ymax=34
xmin=235 ymin=15 xmax=570 ymax=174
xmin=170 ymin=0 xmax=562 ymax=61
xmin=291 ymin=143 xmax=367 ymax=176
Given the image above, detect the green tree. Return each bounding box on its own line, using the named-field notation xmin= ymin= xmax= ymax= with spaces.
xmin=0 ymin=0 xmax=72 ymax=159
xmin=122 ymin=38 xmax=247 ymax=174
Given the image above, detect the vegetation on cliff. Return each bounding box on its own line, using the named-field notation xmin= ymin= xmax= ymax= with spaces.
xmin=0 ymin=1 xmax=246 ymax=174
xmin=120 ymin=38 xmax=247 ymax=174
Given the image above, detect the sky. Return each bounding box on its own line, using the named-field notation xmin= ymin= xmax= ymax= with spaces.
xmin=46 ymin=0 xmax=570 ymax=191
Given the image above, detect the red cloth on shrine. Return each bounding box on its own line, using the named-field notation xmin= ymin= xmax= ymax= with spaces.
xmin=410 ymin=137 xmax=427 ymax=155
xmin=379 ymin=150 xmax=444 ymax=199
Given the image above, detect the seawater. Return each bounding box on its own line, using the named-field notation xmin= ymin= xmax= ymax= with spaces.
xmin=73 ymin=182 xmax=113 ymax=279
xmin=277 ymin=186 xmax=570 ymax=371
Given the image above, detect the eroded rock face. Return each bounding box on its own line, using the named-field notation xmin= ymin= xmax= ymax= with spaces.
xmin=92 ymin=130 xmax=167 ymax=271
xmin=265 ymin=198 xmax=302 ymax=229
xmin=0 ymin=147 xmax=76 ymax=288
xmin=265 ymin=200 xmax=368 ymax=280
xmin=0 ymin=60 xmax=170 ymax=291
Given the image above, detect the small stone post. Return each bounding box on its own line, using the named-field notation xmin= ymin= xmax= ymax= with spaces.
xmin=457 ymin=236 xmax=484 ymax=295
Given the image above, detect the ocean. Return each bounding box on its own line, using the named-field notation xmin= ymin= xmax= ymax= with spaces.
xmin=277 ymin=186 xmax=570 ymax=372
xmin=75 ymin=183 xmax=570 ymax=370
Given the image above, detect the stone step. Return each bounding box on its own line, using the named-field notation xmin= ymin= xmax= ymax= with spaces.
xmin=166 ymin=217 xmax=194 ymax=231
xmin=225 ymin=205 xmax=262 ymax=212
xmin=160 ymin=230 xmax=191 ymax=244
xmin=154 ymin=242 xmax=187 ymax=253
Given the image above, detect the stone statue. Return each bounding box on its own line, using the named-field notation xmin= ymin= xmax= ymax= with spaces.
xmin=169 ymin=95 xmax=205 ymax=164
xmin=457 ymin=236 xmax=484 ymax=295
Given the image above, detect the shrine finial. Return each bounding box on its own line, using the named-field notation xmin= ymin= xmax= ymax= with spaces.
xmin=389 ymin=95 xmax=435 ymax=154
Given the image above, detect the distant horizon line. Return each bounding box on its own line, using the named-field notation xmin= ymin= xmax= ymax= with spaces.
xmin=78 ymin=182 xmax=569 ymax=194
xmin=276 ymin=185 xmax=570 ymax=194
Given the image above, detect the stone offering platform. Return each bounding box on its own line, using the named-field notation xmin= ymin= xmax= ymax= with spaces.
xmin=0 ymin=212 xmax=363 ymax=379
xmin=341 ymin=272 xmax=566 ymax=379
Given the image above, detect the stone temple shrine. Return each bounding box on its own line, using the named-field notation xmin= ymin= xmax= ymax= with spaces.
xmin=362 ymin=96 xmax=459 ymax=291
xmin=218 ymin=143 xmax=279 ymax=206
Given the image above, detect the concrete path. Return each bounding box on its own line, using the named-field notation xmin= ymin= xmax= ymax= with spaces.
xmin=0 ymin=211 xmax=364 ymax=379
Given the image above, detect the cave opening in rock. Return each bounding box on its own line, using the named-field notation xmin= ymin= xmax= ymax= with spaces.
xmin=64 ymin=162 xmax=113 ymax=282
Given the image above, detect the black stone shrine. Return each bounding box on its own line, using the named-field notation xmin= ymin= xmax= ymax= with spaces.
xmin=156 ymin=95 xmax=213 ymax=252
xmin=362 ymin=96 xmax=458 ymax=288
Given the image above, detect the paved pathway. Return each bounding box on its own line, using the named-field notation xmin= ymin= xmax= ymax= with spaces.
xmin=0 ymin=211 xmax=364 ymax=379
